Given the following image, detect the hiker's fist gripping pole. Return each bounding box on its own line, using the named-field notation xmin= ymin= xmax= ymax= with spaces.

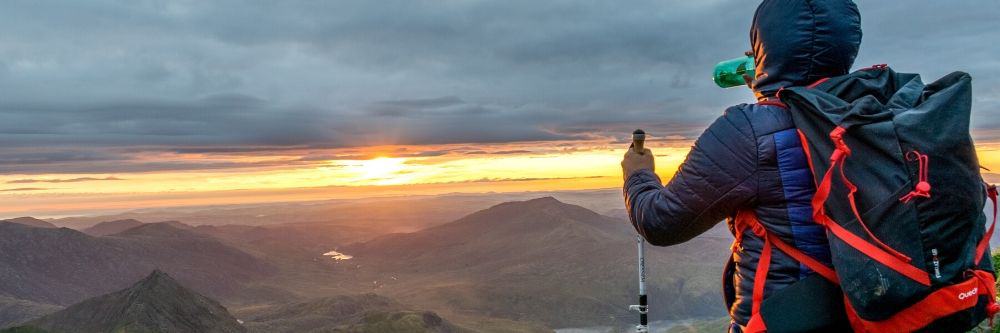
xmin=622 ymin=129 xmax=654 ymax=180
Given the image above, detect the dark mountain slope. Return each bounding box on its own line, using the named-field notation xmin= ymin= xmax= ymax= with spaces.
xmin=239 ymin=294 xmax=404 ymax=332
xmin=27 ymin=270 xmax=245 ymax=333
xmin=238 ymin=294 xmax=468 ymax=333
xmin=0 ymin=297 xmax=60 ymax=329
xmin=0 ymin=222 xmax=273 ymax=306
xmin=107 ymin=223 xmax=275 ymax=295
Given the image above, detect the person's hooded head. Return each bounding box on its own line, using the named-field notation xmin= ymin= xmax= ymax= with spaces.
xmin=749 ymin=0 xmax=863 ymax=101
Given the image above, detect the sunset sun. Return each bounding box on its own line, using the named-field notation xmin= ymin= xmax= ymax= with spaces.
xmin=358 ymin=157 xmax=405 ymax=178
xmin=354 ymin=157 xmax=408 ymax=181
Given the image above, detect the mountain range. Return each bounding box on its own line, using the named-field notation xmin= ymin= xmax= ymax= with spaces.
xmin=0 ymin=194 xmax=733 ymax=331
xmin=0 ymin=221 xmax=272 ymax=306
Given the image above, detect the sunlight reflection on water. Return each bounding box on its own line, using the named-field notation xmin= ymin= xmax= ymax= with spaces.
xmin=323 ymin=250 xmax=353 ymax=261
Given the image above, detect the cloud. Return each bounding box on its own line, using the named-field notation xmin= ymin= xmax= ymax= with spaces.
xmin=7 ymin=176 xmax=125 ymax=184
xmin=471 ymin=176 xmax=607 ymax=183
xmin=0 ymin=0 xmax=997 ymax=174
xmin=367 ymin=97 xmax=497 ymax=118
xmin=376 ymin=96 xmax=465 ymax=109
xmin=463 ymin=150 xmax=533 ymax=155
xmin=0 ymin=187 xmax=51 ymax=192
xmin=0 ymin=146 xmax=316 ymax=174
xmin=433 ymin=175 xmax=609 ymax=184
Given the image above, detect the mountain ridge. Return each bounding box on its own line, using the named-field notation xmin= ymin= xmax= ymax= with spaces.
xmin=0 ymin=218 xmax=57 ymax=229
xmin=26 ymin=270 xmax=246 ymax=333
xmin=0 ymin=222 xmax=273 ymax=306
xmin=81 ymin=219 xmax=144 ymax=236
xmin=345 ymin=196 xmax=730 ymax=328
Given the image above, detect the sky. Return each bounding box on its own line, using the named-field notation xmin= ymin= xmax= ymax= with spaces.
xmin=1 ymin=0 xmax=999 ymax=217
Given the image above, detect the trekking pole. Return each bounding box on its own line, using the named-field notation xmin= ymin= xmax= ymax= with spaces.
xmin=628 ymin=235 xmax=649 ymax=333
xmin=627 ymin=129 xmax=649 ymax=333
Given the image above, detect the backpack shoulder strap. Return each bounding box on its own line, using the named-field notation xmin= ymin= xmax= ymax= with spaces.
xmin=733 ymin=210 xmax=837 ymax=333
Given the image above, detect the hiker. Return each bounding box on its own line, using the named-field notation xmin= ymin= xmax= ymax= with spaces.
xmin=622 ymin=0 xmax=861 ymax=328
xmin=624 ymin=0 xmax=998 ymax=332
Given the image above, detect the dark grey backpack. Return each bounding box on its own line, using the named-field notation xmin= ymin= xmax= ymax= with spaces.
xmin=774 ymin=65 xmax=998 ymax=332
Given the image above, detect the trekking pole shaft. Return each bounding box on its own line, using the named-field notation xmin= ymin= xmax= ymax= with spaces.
xmin=637 ymin=235 xmax=648 ymax=328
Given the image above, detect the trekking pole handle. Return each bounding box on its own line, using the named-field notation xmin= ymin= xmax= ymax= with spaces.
xmin=632 ymin=129 xmax=646 ymax=155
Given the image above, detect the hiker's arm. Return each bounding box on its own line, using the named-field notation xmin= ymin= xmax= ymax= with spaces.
xmin=624 ymin=108 xmax=758 ymax=246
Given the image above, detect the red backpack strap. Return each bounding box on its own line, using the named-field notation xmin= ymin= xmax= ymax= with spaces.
xmin=844 ymin=270 xmax=997 ymax=332
xmin=979 ymin=184 xmax=1000 ymax=323
xmin=734 ymin=210 xmax=838 ymax=333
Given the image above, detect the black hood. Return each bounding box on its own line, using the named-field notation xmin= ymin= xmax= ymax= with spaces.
xmin=750 ymin=0 xmax=862 ymax=100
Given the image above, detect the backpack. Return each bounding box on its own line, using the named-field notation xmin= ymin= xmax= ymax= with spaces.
xmin=739 ymin=65 xmax=999 ymax=333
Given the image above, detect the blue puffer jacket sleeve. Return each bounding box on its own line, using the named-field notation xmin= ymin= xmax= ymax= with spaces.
xmin=625 ymin=106 xmax=758 ymax=246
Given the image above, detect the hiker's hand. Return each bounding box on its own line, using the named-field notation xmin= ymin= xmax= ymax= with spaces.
xmin=621 ymin=146 xmax=654 ymax=180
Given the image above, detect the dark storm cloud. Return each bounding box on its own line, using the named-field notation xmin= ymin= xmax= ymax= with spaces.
xmin=0 ymin=0 xmax=998 ymax=173
xmin=0 ymin=97 xmax=339 ymax=148
xmin=377 ymin=97 xmax=466 ymax=109
xmin=368 ymin=97 xmax=497 ymax=117
xmin=0 ymin=156 xmax=308 ymax=174
xmin=0 ymin=147 xmax=310 ymax=174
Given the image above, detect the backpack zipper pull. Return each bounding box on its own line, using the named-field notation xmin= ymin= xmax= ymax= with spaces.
xmin=900 ymin=151 xmax=931 ymax=203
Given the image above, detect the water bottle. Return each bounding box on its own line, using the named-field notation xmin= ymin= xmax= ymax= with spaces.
xmin=713 ymin=55 xmax=755 ymax=88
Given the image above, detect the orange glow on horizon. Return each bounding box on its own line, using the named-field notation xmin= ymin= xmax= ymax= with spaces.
xmin=6 ymin=139 xmax=1000 ymax=218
